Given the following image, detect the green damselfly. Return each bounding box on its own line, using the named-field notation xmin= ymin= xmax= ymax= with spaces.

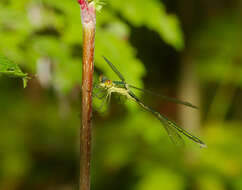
xmin=97 ymin=56 xmax=206 ymax=148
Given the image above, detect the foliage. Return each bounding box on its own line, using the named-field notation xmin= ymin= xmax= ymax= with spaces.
xmin=192 ymin=15 xmax=242 ymax=86
xmin=0 ymin=0 xmax=183 ymax=93
xmin=0 ymin=55 xmax=29 ymax=87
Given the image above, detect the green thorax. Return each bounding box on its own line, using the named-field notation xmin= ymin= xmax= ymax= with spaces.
xmin=112 ymin=81 xmax=126 ymax=89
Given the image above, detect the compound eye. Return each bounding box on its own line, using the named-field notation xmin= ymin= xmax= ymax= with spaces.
xmin=99 ymin=75 xmax=107 ymax=83
xmin=105 ymin=80 xmax=112 ymax=85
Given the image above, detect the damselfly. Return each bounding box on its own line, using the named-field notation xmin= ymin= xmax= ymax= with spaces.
xmin=97 ymin=56 xmax=206 ymax=148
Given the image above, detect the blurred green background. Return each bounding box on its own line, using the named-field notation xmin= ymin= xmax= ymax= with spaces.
xmin=0 ymin=0 xmax=242 ymax=189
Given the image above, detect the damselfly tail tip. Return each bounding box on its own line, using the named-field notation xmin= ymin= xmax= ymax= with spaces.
xmin=192 ymin=105 xmax=199 ymax=109
xmin=199 ymin=142 xmax=207 ymax=148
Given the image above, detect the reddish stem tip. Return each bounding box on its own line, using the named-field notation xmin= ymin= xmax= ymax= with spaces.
xmin=78 ymin=0 xmax=96 ymax=25
xmin=77 ymin=0 xmax=84 ymax=4
xmin=78 ymin=0 xmax=88 ymax=10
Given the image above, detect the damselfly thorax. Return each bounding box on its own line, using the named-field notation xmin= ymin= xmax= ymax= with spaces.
xmin=99 ymin=75 xmax=134 ymax=100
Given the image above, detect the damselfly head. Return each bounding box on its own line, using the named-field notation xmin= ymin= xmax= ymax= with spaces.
xmin=99 ymin=75 xmax=112 ymax=88
xmin=99 ymin=75 xmax=108 ymax=83
xmin=105 ymin=79 xmax=112 ymax=86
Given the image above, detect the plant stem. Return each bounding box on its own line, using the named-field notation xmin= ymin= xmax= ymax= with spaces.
xmin=78 ymin=1 xmax=96 ymax=190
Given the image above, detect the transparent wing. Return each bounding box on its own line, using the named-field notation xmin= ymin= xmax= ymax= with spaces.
xmin=160 ymin=114 xmax=207 ymax=148
xmin=103 ymin=56 xmax=126 ymax=82
xmin=129 ymin=91 xmax=206 ymax=148
xmin=128 ymin=84 xmax=198 ymax=109
xmin=162 ymin=120 xmax=185 ymax=146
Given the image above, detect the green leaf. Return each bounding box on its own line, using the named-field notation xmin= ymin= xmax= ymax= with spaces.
xmin=108 ymin=0 xmax=184 ymax=50
xmin=0 ymin=55 xmax=29 ymax=88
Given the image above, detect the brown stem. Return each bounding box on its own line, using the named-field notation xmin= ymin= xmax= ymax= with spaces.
xmin=79 ymin=1 xmax=96 ymax=190
xmin=80 ymin=26 xmax=95 ymax=190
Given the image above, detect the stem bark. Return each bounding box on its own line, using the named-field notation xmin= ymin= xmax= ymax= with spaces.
xmin=79 ymin=1 xmax=96 ymax=190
